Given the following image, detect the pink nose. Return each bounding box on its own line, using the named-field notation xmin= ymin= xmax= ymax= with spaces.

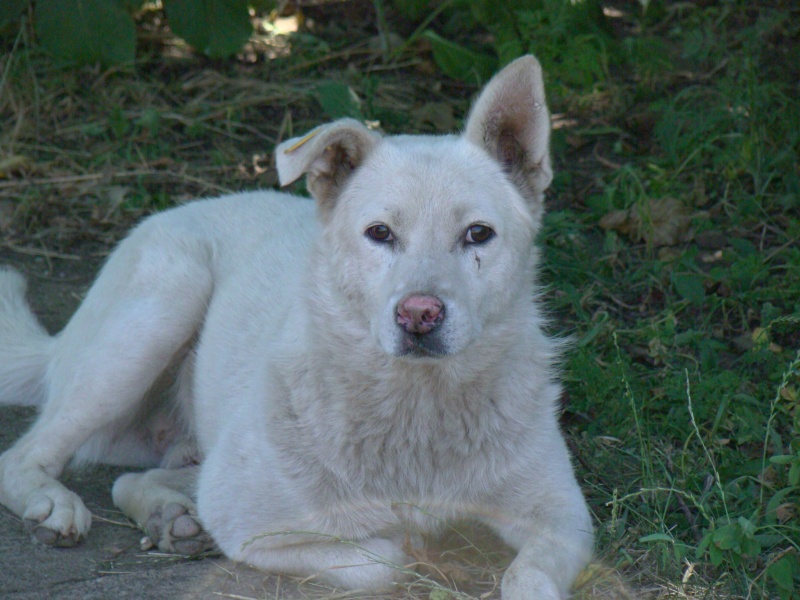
xmin=396 ymin=295 xmax=445 ymax=334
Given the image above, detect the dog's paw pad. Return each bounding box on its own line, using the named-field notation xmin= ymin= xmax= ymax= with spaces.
xmin=144 ymin=514 xmax=163 ymax=541
xmin=22 ymin=489 xmax=90 ymax=548
xmin=171 ymin=514 xmax=202 ymax=538
xmin=172 ymin=538 xmax=208 ymax=556
xmin=143 ymin=502 xmax=214 ymax=556
xmin=24 ymin=520 xmax=81 ymax=547
xmin=25 ymin=520 xmax=57 ymax=544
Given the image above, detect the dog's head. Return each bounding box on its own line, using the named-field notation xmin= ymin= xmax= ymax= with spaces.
xmin=276 ymin=56 xmax=552 ymax=360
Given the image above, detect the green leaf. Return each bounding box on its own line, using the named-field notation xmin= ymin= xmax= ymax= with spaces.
xmin=737 ymin=516 xmax=757 ymax=537
xmin=696 ymin=531 xmax=712 ymax=557
xmin=770 ymin=455 xmax=797 ymax=465
xmin=108 ymin=106 xmax=131 ymax=138
xmin=731 ymin=238 xmax=757 ymax=256
xmin=35 ymin=0 xmax=136 ymax=66
xmin=164 ymin=0 xmax=252 ymax=59
xmin=769 ymin=556 xmax=795 ymax=591
xmin=708 ymin=542 xmax=724 ymax=567
xmin=741 ymin=535 xmax=761 ymax=558
xmin=391 ymin=0 xmax=429 ymax=22
xmin=421 ymin=30 xmax=497 ymax=85
xmin=639 ymin=533 xmax=674 ymax=544
xmin=118 ymin=0 xmax=145 ymax=11
xmin=314 ymin=82 xmax=363 ymax=120
xmin=712 ymin=523 xmax=740 ymax=551
xmin=755 ymin=534 xmax=784 ymax=549
xmin=766 ymin=487 xmax=798 ymax=524
xmin=136 ymin=107 xmax=161 ymax=135
xmin=0 ymin=0 xmax=27 ymax=29
xmin=790 ymin=462 xmax=800 ymax=486
xmin=673 ymin=272 xmax=706 ymax=305
xmin=494 ymin=33 xmax=524 ymax=67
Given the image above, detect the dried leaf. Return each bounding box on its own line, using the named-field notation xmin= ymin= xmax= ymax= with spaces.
xmin=411 ymin=102 xmax=456 ymax=132
xmin=775 ymin=503 xmax=795 ymax=523
xmin=599 ymin=197 xmax=695 ymax=246
xmin=0 ymin=155 xmax=32 ymax=178
xmin=751 ymin=327 xmax=782 ymax=352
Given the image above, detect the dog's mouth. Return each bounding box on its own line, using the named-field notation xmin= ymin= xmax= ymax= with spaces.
xmin=398 ymin=332 xmax=449 ymax=358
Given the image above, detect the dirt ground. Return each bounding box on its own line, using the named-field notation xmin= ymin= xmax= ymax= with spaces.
xmin=0 ymin=248 xmax=336 ymax=600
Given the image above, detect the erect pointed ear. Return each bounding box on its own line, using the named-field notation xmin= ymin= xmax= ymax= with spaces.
xmin=275 ymin=118 xmax=381 ymax=212
xmin=464 ymin=55 xmax=553 ymax=210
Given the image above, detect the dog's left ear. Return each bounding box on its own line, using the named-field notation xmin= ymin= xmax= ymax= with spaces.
xmin=276 ymin=118 xmax=381 ymax=214
xmin=465 ymin=55 xmax=552 ymax=212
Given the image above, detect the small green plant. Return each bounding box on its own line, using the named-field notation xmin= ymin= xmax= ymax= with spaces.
xmin=3 ymin=0 xmax=273 ymax=65
xmin=393 ymin=0 xmax=614 ymax=89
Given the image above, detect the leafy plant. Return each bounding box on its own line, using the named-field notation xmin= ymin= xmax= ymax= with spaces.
xmin=165 ymin=0 xmax=253 ymax=59
xmin=1 ymin=0 xmax=29 ymax=29
xmin=34 ymin=0 xmax=137 ymax=65
xmin=6 ymin=0 xmax=274 ymax=65
xmin=393 ymin=0 xmax=613 ymax=91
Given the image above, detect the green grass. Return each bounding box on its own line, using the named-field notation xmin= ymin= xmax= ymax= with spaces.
xmin=1 ymin=1 xmax=799 ymax=598
xmin=537 ymin=2 xmax=800 ymax=597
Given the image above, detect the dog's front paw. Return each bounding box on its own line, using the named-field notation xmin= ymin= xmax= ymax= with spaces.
xmin=501 ymin=566 xmax=561 ymax=600
xmin=142 ymin=501 xmax=215 ymax=556
xmin=22 ymin=487 xmax=92 ymax=547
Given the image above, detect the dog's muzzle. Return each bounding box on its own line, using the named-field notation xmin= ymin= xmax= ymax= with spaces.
xmin=395 ymin=294 xmax=449 ymax=357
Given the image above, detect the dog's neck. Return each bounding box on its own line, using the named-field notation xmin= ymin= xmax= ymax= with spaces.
xmin=273 ymin=290 xmax=560 ymax=498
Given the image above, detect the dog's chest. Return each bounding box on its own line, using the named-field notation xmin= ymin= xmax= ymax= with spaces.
xmin=325 ymin=388 xmax=518 ymax=501
xmin=276 ymin=355 xmax=532 ymax=508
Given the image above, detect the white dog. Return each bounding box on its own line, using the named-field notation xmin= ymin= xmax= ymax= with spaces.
xmin=0 ymin=56 xmax=592 ymax=598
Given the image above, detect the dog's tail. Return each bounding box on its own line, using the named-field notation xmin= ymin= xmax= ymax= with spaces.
xmin=0 ymin=267 xmax=53 ymax=407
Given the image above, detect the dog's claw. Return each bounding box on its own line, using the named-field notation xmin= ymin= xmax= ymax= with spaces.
xmin=140 ymin=535 xmax=155 ymax=551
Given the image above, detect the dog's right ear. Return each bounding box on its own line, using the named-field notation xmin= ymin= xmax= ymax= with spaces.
xmin=464 ymin=55 xmax=552 ymax=224
xmin=275 ymin=119 xmax=380 ymax=212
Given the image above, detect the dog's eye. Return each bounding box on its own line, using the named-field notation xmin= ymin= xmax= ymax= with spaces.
xmin=366 ymin=224 xmax=394 ymax=243
xmin=465 ymin=224 xmax=494 ymax=245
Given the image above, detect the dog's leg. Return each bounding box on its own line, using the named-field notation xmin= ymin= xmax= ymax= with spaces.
xmin=492 ymin=518 xmax=592 ymax=600
xmin=112 ymin=466 xmax=213 ymax=555
xmin=0 ymin=225 xmax=213 ymax=547
xmin=482 ymin=482 xmax=593 ymax=600
xmin=236 ymin=535 xmax=412 ymax=591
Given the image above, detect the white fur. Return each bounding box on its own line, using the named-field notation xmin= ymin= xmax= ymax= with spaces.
xmin=0 ymin=56 xmax=592 ymax=597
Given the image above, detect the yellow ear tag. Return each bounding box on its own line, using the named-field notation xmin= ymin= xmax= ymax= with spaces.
xmin=283 ymin=129 xmax=320 ymax=154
